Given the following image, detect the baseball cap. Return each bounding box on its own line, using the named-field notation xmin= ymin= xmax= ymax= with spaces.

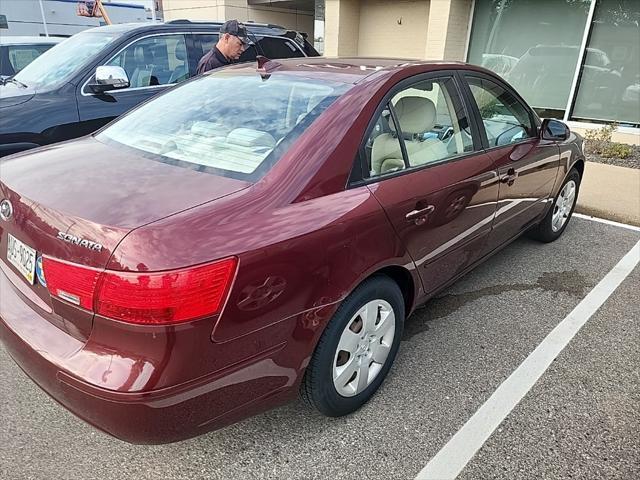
xmin=220 ymin=20 xmax=251 ymax=46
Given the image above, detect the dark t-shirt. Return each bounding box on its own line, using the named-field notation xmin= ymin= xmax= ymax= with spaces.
xmin=196 ymin=46 xmax=230 ymax=75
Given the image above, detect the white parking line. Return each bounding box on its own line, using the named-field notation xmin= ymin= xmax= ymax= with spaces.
xmin=415 ymin=239 xmax=640 ymax=480
xmin=574 ymin=213 xmax=640 ymax=232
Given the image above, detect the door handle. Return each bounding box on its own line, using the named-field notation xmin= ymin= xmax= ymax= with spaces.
xmin=406 ymin=204 xmax=435 ymax=225
xmin=500 ymin=168 xmax=518 ymax=185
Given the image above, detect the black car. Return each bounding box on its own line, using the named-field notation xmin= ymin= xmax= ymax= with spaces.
xmin=0 ymin=20 xmax=318 ymax=157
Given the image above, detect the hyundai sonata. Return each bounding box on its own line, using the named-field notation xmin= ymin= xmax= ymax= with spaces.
xmin=0 ymin=57 xmax=584 ymax=443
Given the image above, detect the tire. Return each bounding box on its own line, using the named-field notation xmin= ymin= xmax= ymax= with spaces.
xmin=528 ymin=168 xmax=581 ymax=243
xmin=300 ymin=275 xmax=405 ymax=417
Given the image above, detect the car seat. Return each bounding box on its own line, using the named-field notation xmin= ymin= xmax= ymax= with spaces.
xmin=169 ymin=42 xmax=189 ymax=84
xmin=129 ymin=45 xmax=153 ymax=87
xmin=371 ymin=96 xmax=449 ymax=175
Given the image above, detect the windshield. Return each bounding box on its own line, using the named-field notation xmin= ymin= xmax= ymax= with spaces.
xmin=97 ymin=72 xmax=350 ymax=181
xmin=14 ymin=32 xmax=117 ymax=90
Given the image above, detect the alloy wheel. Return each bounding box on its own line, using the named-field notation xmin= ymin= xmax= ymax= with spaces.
xmin=551 ymin=180 xmax=577 ymax=232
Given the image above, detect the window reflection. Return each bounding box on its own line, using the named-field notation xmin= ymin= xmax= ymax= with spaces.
xmin=572 ymin=0 xmax=640 ymax=126
xmin=467 ymin=0 xmax=592 ymax=117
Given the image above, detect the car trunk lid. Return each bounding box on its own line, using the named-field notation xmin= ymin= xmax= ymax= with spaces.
xmin=0 ymin=137 xmax=250 ymax=340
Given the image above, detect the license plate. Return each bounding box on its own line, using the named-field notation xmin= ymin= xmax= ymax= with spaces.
xmin=6 ymin=234 xmax=36 ymax=285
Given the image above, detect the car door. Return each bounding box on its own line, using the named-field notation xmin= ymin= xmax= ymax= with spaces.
xmin=76 ymin=33 xmax=193 ymax=135
xmin=361 ymin=72 xmax=500 ymax=295
xmin=461 ymin=73 xmax=560 ymax=250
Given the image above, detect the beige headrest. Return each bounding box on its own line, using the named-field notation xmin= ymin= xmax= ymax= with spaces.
xmin=226 ymin=128 xmax=276 ymax=148
xmin=134 ymin=45 xmax=146 ymax=63
xmin=191 ymin=121 xmax=230 ymax=138
xmin=391 ymin=96 xmax=436 ymax=134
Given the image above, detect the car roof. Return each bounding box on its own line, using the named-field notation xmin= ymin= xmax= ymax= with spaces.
xmin=85 ymin=20 xmax=298 ymax=37
xmin=222 ymin=57 xmax=478 ymax=84
xmin=0 ymin=36 xmax=65 ymax=46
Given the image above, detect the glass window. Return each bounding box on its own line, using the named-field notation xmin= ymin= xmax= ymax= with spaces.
xmin=196 ymin=34 xmax=219 ymax=55
xmin=240 ymin=37 xmax=305 ymax=63
xmin=365 ymin=106 xmax=405 ymax=177
xmin=571 ymin=0 xmax=640 ymax=126
xmin=467 ymin=0 xmax=592 ymax=118
xmin=14 ymin=32 xmax=118 ymax=90
xmin=239 ymin=42 xmax=258 ymax=63
xmin=197 ymin=35 xmax=304 ymax=64
xmin=107 ymin=35 xmax=189 ymax=88
xmin=366 ymin=77 xmax=474 ymax=177
xmin=466 ymin=76 xmax=536 ymax=147
xmin=198 ymin=34 xmax=256 ymax=62
xmin=8 ymin=45 xmax=52 ymax=73
xmin=97 ymin=73 xmax=349 ymax=181
xmin=257 ymin=37 xmax=304 ymax=59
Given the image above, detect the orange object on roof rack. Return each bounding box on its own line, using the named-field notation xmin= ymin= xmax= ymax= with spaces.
xmin=76 ymin=0 xmax=112 ymax=25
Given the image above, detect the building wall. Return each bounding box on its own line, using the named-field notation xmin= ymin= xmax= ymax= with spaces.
xmin=246 ymin=6 xmax=313 ymax=36
xmin=325 ymin=0 xmax=471 ymax=60
xmin=162 ymin=0 xmax=224 ymax=21
xmin=357 ymin=1 xmax=430 ymax=59
xmin=162 ymin=0 xmax=314 ymax=37
xmin=442 ymin=0 xmax=471 ymax=60
xmin=325 ymin=0 xmax=360 ymax=56
xmin=423 ymin=0 xmax=471 ymax=60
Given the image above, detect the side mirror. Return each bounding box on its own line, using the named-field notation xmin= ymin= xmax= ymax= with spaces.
xmin=88 ymin=66 xmax=129 ymax=94
xmin=541 ymin=118 xmax=570 ymax=141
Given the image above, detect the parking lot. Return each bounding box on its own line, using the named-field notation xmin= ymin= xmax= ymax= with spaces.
xmin=1 ymin=215 xmax=638 ymax=480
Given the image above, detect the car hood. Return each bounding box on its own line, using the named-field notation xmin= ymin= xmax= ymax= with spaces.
xmin=0 ymin=82 xmax=36 ymax=108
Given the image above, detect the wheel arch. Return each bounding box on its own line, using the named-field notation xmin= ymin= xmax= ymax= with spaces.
xmin=363 ymin=264 xmax=416 ymax=318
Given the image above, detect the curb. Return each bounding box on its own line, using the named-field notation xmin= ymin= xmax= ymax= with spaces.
xmin=575 ymin=204 xmax=640 ymax=228
xmin=575 ymin=162 xmax=640 ymax=228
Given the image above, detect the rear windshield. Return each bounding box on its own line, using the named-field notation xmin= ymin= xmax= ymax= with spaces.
xmin=97 ymin=72 xmax=349 ymax=181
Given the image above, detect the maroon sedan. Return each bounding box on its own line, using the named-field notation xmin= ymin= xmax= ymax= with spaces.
xmin=0 ymin=58 xmax=584 ymax=443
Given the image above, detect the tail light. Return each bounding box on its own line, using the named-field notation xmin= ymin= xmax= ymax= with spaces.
xmin=44 ymin=258 xmax=101 ymax=310
xmin=42 ymin=257 xmax=237 ymax=325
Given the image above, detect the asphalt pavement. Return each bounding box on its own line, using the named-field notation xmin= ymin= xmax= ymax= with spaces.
xmin=1 ymin=216 xmax=638 ymax=480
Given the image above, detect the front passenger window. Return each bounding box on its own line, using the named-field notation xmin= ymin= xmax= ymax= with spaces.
xmin=107 ymin=35 xmax=189 ymax=88
xmin=466 ymin=76 xmax=536 ymax=147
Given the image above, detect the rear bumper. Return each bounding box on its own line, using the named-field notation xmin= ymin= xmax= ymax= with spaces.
xmin=0 ymin=268 xmax=298 ymax=444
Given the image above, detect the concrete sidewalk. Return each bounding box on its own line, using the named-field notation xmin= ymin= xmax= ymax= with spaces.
xmin=576 ymin=161 xmax=640 ymax=227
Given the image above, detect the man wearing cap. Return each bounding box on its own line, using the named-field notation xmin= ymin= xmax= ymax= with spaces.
xmin=196 ymin=20 xmax=250 ymax=74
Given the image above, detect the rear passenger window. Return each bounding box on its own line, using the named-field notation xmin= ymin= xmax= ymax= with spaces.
xmin=465 ymin=76 xmax=536 ymax=147
xmin=365 ymin=76 xmax=474 ymax=178
xmin=197 ymin=35 xmax=305 ymax=64
xmin=258 ymin=37 xmax=304 ymax=59
xmin=364 ymin=107 xmax=405 ymax=177
xmin=107 ymin=34 xmax=189 ymax=88
xmin=196 ymin=34 xmax=219 ymax=55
